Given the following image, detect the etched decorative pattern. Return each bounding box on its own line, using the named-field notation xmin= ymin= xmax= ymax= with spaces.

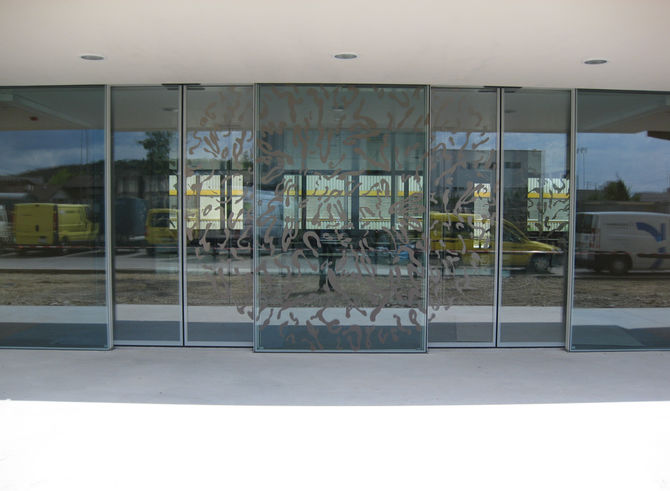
xmin=185 ymin=86 xmax=255 ymax=343
xmin=256 ymin=85 xmax=427 ymax=351
xmin=428 ymin=89 xmax=498 ymax=344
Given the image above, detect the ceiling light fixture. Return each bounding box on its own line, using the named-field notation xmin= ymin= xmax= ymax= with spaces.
xmin=80 ymin=54 xmax=105 ymax=61
xmin=584 ymin=58 xmax=607 ymax=65
xmin=334 ymin=53 xmax=357 ymax=60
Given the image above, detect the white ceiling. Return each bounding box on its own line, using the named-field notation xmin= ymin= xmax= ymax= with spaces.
xmin=0 ymin=0 xmax=669 ymax=90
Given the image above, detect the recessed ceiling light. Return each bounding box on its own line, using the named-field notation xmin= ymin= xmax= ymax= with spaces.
xmin=334 ymin=53 xmax=357 ymax=60
xmin=584 ymin=58 xmax=607 ymax=65
xmin=80 ymin=54 xmax=105 ymax=61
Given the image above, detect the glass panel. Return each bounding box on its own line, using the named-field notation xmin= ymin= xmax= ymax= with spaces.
xmin=572 ymin=90 xmax=670 ymax=350
xmin=500 ymin=89 xmax=570 ymax=345
xmin=256 ymin=85 xmax=427 ymax=351
xmin=429 ymin=88 xmax=497 ymax=345
xmin=0 ymin=86 xmax=107 ymax=348
xmin=185 ymin=86 xmax=254 ymax=345
xmin=112 ymin=86 xmax=180 ymax=343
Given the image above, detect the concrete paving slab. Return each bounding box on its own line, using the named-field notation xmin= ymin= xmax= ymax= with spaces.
xmin=1 ymin=348 xmax=669 ymax=490
xmin=2 ymin=347 xmax=670 ymax=406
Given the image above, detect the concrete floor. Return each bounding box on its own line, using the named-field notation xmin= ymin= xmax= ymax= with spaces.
xmin=2 ymin=347 xmax=670 ymax=490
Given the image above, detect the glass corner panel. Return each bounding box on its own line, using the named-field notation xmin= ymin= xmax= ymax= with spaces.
xmin=0 ymin=86 xmax=108 ymax=348
xmin=571 ymin=90 xmax=670 ymax=350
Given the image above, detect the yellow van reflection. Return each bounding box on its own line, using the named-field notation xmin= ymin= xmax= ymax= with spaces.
xmin=145 ymin=208 xmax=178 ymax=256
xmin=429 ymin=212 xmax=561 ymax=272
xmin=14 ymin=203 xmax=98 ymax=253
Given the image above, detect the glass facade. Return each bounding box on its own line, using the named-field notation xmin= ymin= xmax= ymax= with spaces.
xmin=571 ymin=90 xmax=670 ymax=350
xmin=1 ymin=83 xmax=668 ymax=352
xmin=0 ymin=86 xmax=107 ymax=348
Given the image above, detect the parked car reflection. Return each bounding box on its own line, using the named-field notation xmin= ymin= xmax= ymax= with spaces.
xmin=429 ymin=212 xmax=562 ymax=273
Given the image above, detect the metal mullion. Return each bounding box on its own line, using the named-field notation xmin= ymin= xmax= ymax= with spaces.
xmin=178 ymin=85 xmax=186 ymax=346
xmin=390 ymin=133 xmax=397 ymax=230
xmin=301 ymin=173 xmax=308 ymax=231
xmin=104 ymin=85 xmax=114 ymax=350
xmin=423 ymin=85 xmax=430 ymax=352
xmin=565 ymin=88 xmax=578 ymax=351
xmin=494 ymin=88 xmax=504 ymax=346
xmin=252 ymin=83 xmax=259 ymax=352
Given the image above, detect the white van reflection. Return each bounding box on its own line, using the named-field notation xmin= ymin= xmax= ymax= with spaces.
xmin=576 ymin=211 xmax=670 ymax=274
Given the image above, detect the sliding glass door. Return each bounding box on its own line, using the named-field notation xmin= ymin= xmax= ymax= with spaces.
xmin=429 ymin=88 xmax=498 ymax=346
xmin=109 ymin=84 xmax=570 ymax=349
xmin=184 ymin=86 xmax=254 ymax=345
xmin=112 ymin=85 xmax=255 ymax=346
xmin=499 ymin=89 xmax=570 ymax=346
xmin=255 ymin=85 xmax=428 ymax=351
xmin=112 ymin=86 xmax=181 ymax=344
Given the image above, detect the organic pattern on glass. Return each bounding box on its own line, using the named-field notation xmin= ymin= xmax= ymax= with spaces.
xmin=428 ymin=90 xmax=497 ymax=342
xmin=186 ymin=87 xmax=254 ymax=324
xmin=256 ymin=85 xmax=427 ymax=351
